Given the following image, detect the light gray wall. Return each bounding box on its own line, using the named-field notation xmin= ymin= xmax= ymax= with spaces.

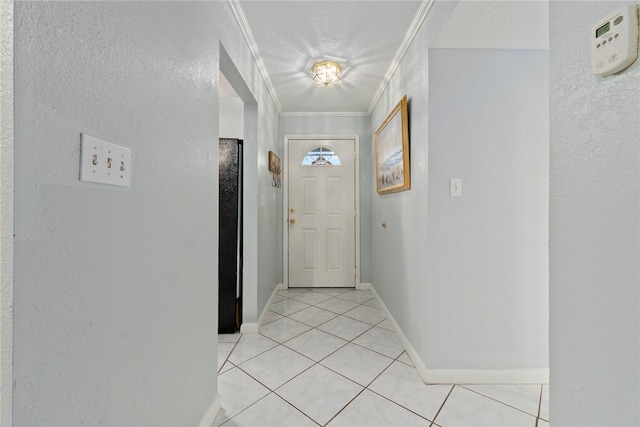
xmin=14 ymin=1 xmax=280 ymax=425
xmin=369 ymin=0 xmax=453 ymax=366
xmin=255 ymin=100 xmax=282 ymax=320
xmin=549 ymin=1 xmax=639 ymax=425
xmin=426 ymin=48 xmax=549 ymax=370
xmin=217 ymin=38 xmax=282 ymax=325
xmin=280 ymin=115 xmax=373 ymax=283
xmin=219 ymin=97 xmax=244 ymax=139
xmin=369 ymin=0 xmax=549 ymax=378
xmin=0 ymin=0 xmax=14 ymax=424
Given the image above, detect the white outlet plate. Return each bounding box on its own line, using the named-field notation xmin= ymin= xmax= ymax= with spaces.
xmin=450 ymin=178 xmax=462 ymax=197
xmin=80 ymin=134 xmax=131 ymax=187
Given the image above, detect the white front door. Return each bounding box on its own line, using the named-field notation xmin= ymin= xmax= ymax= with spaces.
xmin=288 ymin=139 xmax=356 ymax=288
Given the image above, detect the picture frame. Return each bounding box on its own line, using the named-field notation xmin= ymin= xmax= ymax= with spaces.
xmin=268 ymin=151 xmax=280 ymax=173
xmin=375 ymin=95 xmax=410 ymax=194
xmin=268 ymin=150 xmax=281 ymax=188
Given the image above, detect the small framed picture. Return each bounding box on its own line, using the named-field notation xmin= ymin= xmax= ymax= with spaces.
xmin=268 ymin=151 xmax=281 ymax=188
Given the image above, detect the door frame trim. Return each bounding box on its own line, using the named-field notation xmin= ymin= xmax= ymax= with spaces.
xmin=283 ymin=135 xmax=360 ymax=289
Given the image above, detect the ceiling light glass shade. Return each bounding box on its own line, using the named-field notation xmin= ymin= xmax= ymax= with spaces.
xmin=311 ymin=60 xmax=342 ymax=86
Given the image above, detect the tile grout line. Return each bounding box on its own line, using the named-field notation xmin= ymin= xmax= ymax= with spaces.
xmin=321 ymin=387 xmax=367 ymax=427
xmin=271 ymin=290 xmax=388 ymax=425
xmin=215 ymin=290 xmax=365 ymax=426
xmin=230 ymin=354 xmax=324 ymax=425
xmin=224 ymin=334 xmax=280 ymax=367
xmin=220 ymin=388 xmax=321 ymax=427
xmin=281 ymin=293 xmax=380 ymax=342
xmin=458 ymin=384 xmax=542 ymax=419
xmin=257 ymin=290 xmax=380 ymax=364
xmin=537 ymin=383 xmax=543 ymax=420
xmin=360 ymin=353 xmax=436 ymax=425
xmin=429 ymin=384 xmax=456 ymax=427
xmin=366 ymin=386 xmax=436 ymax=425
xmin=270 ymin=363 xmax=349 ymax=427
xmin=217 ymin=334 xmax=242 ymax=374
xmin=220 ymin=289 xmax=546 ymax=427
xmin=287 ymin=290 xmax=423 ymax=424
xmin=276 ymin=290 xmax=404 ymax=368
xmin=236 ymin=293 xmax=376 ymax=422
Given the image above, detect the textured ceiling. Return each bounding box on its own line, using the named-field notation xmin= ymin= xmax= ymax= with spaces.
xmin=232 ymin=0 xmax=549 ymax=116
xmin=432 ymin=1 xmax=549 ymax=50
xmin=234 ymin=0 xmax=426 ymax=116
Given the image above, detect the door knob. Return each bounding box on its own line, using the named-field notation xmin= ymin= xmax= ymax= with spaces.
xmin=289 ymin=218 xmax=296 ymax=225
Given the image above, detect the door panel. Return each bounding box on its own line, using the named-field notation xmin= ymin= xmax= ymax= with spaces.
xmin=327 ymin=229 xmax=342 ymax=270
xmin=288 ymin=139 xmax=355 ymax=287
xmin=302 ymin=230 xmax=317 ymax=271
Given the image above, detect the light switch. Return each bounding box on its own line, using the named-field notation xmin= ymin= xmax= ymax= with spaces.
xmin=450 ymin=178 xmax=462 ymax=196
xmin=80 ymin=134 xmax=131 ymax=187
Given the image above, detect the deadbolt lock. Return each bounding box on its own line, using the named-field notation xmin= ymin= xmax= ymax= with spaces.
xmin=290 ymin=208 xmax=296 ymax=213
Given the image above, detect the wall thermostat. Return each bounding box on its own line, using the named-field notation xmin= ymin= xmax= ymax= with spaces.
xmin=591 ymin=4 xmax=639 ymax=76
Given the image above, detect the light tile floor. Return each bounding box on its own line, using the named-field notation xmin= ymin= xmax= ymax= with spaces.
xmin=215 ymin=288 xmax=550 ymax=427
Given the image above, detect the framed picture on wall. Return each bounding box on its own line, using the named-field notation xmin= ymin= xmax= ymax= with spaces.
xmin=268 ymin=151 xmax=280 ymax=173
xmin=375 ymin=95 xmax=410 ymax=195
xmin=268 ymin=151 xmax=281 ymax=188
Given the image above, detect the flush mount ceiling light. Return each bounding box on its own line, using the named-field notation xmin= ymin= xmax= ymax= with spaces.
xmin=311 ymin=60 xmax=342 ymax=86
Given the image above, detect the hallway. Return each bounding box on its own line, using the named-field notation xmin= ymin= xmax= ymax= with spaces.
xmin=215 ymin=288 xmax=549 ymax=426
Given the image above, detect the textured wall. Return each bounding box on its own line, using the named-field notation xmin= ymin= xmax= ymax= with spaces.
xmin=13 ymin=1 xmax=281 ymax=425
xmin=427 ymin=48 xmax=549 ymax=371
xmin=370 ymin=0 xmax=549 ymax=380
xmin=369 ymin=0 xmax=456 ymax=375
xmin=14 ymin=3 xmax=220 ymax=425
xmin=216 ymin=33 xmax=283 ymax=325
xmin=0 ymin=0 xmax=14 ymax=424
xmin=549 ymin=1 xmax=639 ymax=425
xmin=280 ymin=115 xmax=373 ymax=284
xmin=255 ymin=99 xmax=282 ymax=320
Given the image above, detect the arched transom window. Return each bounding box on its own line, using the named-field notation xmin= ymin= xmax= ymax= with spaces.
xmin=301 ymin=146 xmax=342 ymax=166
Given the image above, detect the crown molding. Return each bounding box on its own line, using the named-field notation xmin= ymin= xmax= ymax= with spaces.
xmin=229 ymin=0 xmax=435 ymax=118
xmin=367 ymin=0 xmax=435 ymax=115
xmin=281 ymin=111 xmax=370 ymax=118
xmin=228 ymin=0 xmax=283 ymax=114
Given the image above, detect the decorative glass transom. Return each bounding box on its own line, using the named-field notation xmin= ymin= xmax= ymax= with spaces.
xmin=301 ymin=147 xmax=341 ymax=166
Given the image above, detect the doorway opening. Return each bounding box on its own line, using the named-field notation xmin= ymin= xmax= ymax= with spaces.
xmin=218 ymin=44 xmax=258 ymax=333
xmin=218 ymin=136 xmax=243 ymax=332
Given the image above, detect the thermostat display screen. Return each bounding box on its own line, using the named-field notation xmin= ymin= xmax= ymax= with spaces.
xmin=596 ymin=21 xmax=610 ymax=38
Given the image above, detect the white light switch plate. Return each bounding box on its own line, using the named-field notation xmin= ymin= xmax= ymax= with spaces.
xmin=450 ymin=178 xmax=462 ymax=196
xmin=80 ymin=134 xmax=131 ymax=187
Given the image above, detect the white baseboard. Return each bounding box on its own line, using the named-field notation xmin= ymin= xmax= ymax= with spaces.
xmin=368 ymin=284 xmax=549 ymax=385
xmin=239 ymin=323 xmax=258 ymax=334
xmin=356 ymin=282 xmax=372 ymax=290
xmin=199 ymin=393 xmax=221 ymax=427
xmin=367 ymin=284 xmax=431 ymax=383
xmin=241 ymin=283 xmax=285 ymax=334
